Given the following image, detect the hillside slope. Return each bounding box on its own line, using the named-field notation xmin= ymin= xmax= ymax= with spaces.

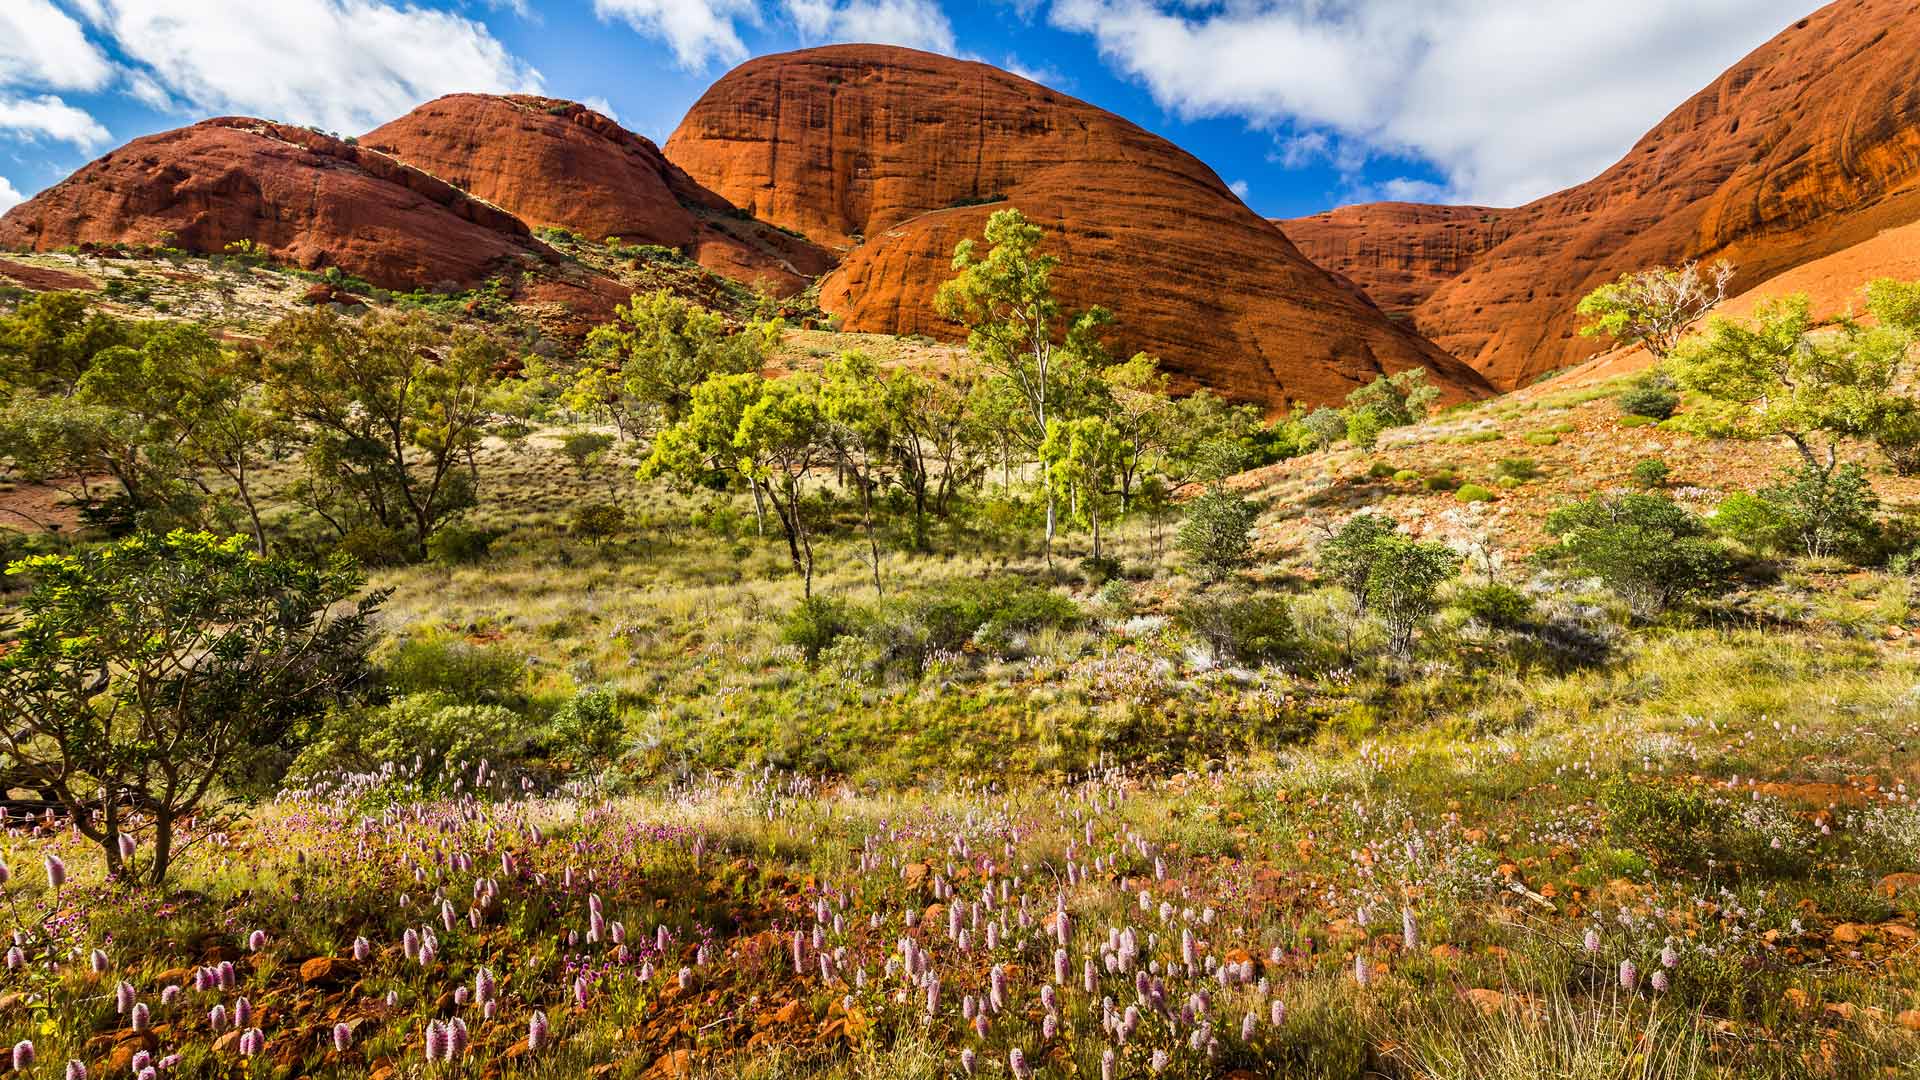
xmin=363 ymin=94 xmax=834 ymax=297
xmin=665 ymin=45 xmax=1491 ymax=409
xmin=1287 ymin=0 xmax=1920 ymax=390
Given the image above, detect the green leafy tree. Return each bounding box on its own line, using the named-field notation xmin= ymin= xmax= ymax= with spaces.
xmin=262 ymin=309 xmax=503 ymax=559
xmin=1176 ymin=484 xmax=1259 ymax=582
xmin=885 ymin=365 xmax=988 ymax=548
xmin=1543 ymin=493 xmax=1730 ymax=613
xmin=0 ymin=290 xmax=139 ymax=395
xmin=584 ymin=289 xmax=771 ymax=425
xmin=1364 ymin=535 xmax=1458 ymax=658
xmin=0 ymin=531 xmax=381 ymax=884
xmin=1343 ymin=368 xmax=1439 ymax=449
xmin=1300 ymin=406 xmax=1348 ymax=452
xmin=1762 ymin=462 xmax=1878 ymax=559
xmin=820 ymin=352 xmax=898 ymax=592
xmin=1315 ymin=513 xmax=1400 ymax=607
xmin=936 ymin=208 xmax=1113 ymax=563
xmin=1576 ymin=260 xmax=1735 ymax=359
xmin=559 ymin=430 xmax=616 ymax=480
xmin=1039 ymin=415 xmax=1127 ymax=561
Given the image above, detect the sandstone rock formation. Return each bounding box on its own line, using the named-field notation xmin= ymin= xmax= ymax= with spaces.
xmin=0 ymin=118 xmax=555 ymax=292
xmin=1277 ymin=204 xmax=1514 ymax=315
xmin=1291 ymin=0 xmax=1920 ymax=389
xmin=666 ymin=45 xmax=1490 ymax=408
xmin=364 ymin=95 xmax=833 ymax=296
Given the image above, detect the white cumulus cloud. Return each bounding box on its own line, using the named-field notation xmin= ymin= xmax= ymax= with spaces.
xmin=0 ymin=175 xmax=25 ymax=214
xmin=72 ymin=0 xmax=544 ymax=134
xmin=596 ymin=0 xmax=957 ymax=68
xmin=0 ymin=0 xmax=114 ymax=92
xmin=1050 ymin=0 xmax=1816 ymax=207
xmin=0 ymin=92 xmax=112 ymax=149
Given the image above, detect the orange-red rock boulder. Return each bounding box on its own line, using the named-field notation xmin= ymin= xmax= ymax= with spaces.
xmin=364 ymin=95 xmax=833 ymax=297
xmin=666 ymin=45 xmax=1490 ymax=409
xmin=0 ymin=118 xmax=555 ymax=292
xmin=1277 ymin=204 xmax=1515 ymax=315
xmin=1295 ymin=0 xmax=1920 ymax=389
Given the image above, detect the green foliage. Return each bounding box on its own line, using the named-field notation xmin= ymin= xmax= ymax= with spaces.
xmin=1496 ymin=457 xmax=1539 ymax=482
xmin=1366 ymin=461 xmax=1398 ymax=479
xmin=381 ymin=634 xmax=526 ymax=708
xmin=1175 ymin=485 xmax=1258 ymax=582
xmin=427 ymin=524 xmax=501 ymax=564
xmin=1602 ymin=774 xmax=1715 ymax=870
xmin=1616 ymin=372 xmax=1680 ymax=420
xmin=570 ymin=501 xmax=628 ymax=544
xmin=1543 ymin=494 xmax=1730 ymax=613
xmin=1761 ymin=461 xmax=1879 ymax=560
xmin=583 ymin=290 xmax=770 ymax=424
xmin=1345 ymin=407 xmax=1389 ymax=450
xmin=1345 ymin=368 xmax=1440 ymax=429
xmin=782 ymin=595 xmax=865 ymax=664
xmin=1710 ymin=492 xmax=1793 ymax=553
xmin=1175 ymin=590 xmax=1296 ymax=665
xmin=1300 ymin=406 xmax=1348 ymax=452
xmin=1575 ymin=260 xmax=1733 ymax=358
xmin=1454 ymin=582 xmax=1534 ymax=629
xmin=292 ymin=692 xmax=529 ymax=785
xmin=549 ymin=684 xmax=624 ymax=759
xmin=1317 ymin=515 xmax=1456 ymax=655
xmin=1630 ymin=457 xmax=1671 ymax=489
xmin=264 ymin=308 xmax=504 ymax=559
xmin=0 ymin=531 xmax=380 ymax=881
xmin=559 ymin=430 xmax=615 ymax=478
xmin=1454 ymin=483 xmax=1495 ymax=503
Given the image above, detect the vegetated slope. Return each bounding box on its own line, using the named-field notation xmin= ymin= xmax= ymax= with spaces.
xmin=1288 ymin=0 xmax=1920 ymax=390
xmin=665 ymin=44 xmax=1491 ymax=409
xmin=363 ymin=94 xmax=835 ymax=297
xmin=1276 ymin=203 xmax=1516 ymax=315
xmin=0 ymin=118 xmax=561 ymax=292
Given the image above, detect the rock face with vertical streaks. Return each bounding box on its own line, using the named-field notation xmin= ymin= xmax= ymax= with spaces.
xmin=666 ymin=45 xmax=1491 ymax=408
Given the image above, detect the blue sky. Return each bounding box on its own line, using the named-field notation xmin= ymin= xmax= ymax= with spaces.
xmin=1 ymin=0 xmax=1817 ymax=220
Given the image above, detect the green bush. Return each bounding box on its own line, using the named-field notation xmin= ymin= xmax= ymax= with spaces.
xmin=1542 ymin=493 xmax=1730 ymax=613
xmin=1618 ymin=413 xmax=1658 ymax=428
xmin=1317 ymin=514 xmax=1457 ymax=656
xmin=549 ymin=684 xmax=624 ymax=758
xmin=427 ymin=524 xmax=501 ymax=564
xmin=1346 ymin=408 xmax=1390 ymax=450
xmin=1176 ymin=590 xmax=1295 ymax=665
xmin=336 ymin=525 xmax=413 ymax=567
xmin=781 ymin=595 xmax=867 ymax=664
xmin=1454 ymin=582 xmax=1533 ymax=629
xmin=1616 ymin=373 xmax=1680 ymax=420
xmin=571 ymin=501 xmax=627 ymax=544
xmin=1455 ymin=483 xmax=1495 ymax=503
xmin=1176 ymin=485 xmax=1258 ymax=583
xmin=1603 ymin=774 xmax=1713 ymax=869
xmin=1524 ymin=432 xmax=1560 ymax=446
xmin=1710 ymin=492 xmax=1793 ymax=553
xmin=1763 ymin=462 xmax=1879 ymax=560
xmin=1496 ymin=457 xmax=1539 ymax=482
xmin=1423 ymin=469 xmax=1459 ymax=492
xmin=382 ymin=634 xmax=527 ymax=707
xmin=1367 ymin=461 xmax=1398 ymax=479
xmin=1393 ymin=469 xmax=1420 ymax=483
xmin=292 ymin=692 xmax=533 ymax=784
xmin=1630 ymin=457 xmax=1671 ymax=489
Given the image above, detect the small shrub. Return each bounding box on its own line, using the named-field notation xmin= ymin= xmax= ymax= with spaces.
xmin=382 ymin=635 xmax=527 ymax=707
xmin=1393 ymin=469 xmax=1420 ymax=483
xmin=1176 ymin=590 xmax=1296 ymax=665
xmin=1496 ymin=457 xmax=1539 ymax=482
xmin=1542 ymin=493 xmax=1730 ymax=613
xmin=1423 ymin=469 xmax=1459 ymax=492
xmin=571 ymin=502 xmax=627 ymax=544
xmin=1618 ymin=413 xmax=1658 ymax=428
xmin=1455 ymin=483 xmax=1495 ymax=503
xmin=1176 ymin=485 xmax=1258 ymax=583
xmin=1616 ymin=372 xmax=1680 ymax=420
xmin=1630 ymin=457 xmax=1671 ymax=489
xmin=1346 ymin=408 xmax=1389 ymax=450
xmin=293 ymin=692 xmax=532 ymax=785
xmin=1603 ymin=774 xmax=1713 ymax=868
xmin=549 ymin=684 xmax=624 ymax=758
xmin=427 ymin=524 xmax=501 ymax=564
xmin=1367 ymin=461 xmax=1398 ymax=480
xmin=781 ymin=596 xmax=866 ymax=664
xmin=1524 ymin=432 xmax=1560 ymax=446
xmin=1763 ymin=462 xmax=1879 ymax=560
xmin=1710 ymin=492 xmax=1792 ymax=553
xmin=1454 ymin=582 xmax=1533 ymax=629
